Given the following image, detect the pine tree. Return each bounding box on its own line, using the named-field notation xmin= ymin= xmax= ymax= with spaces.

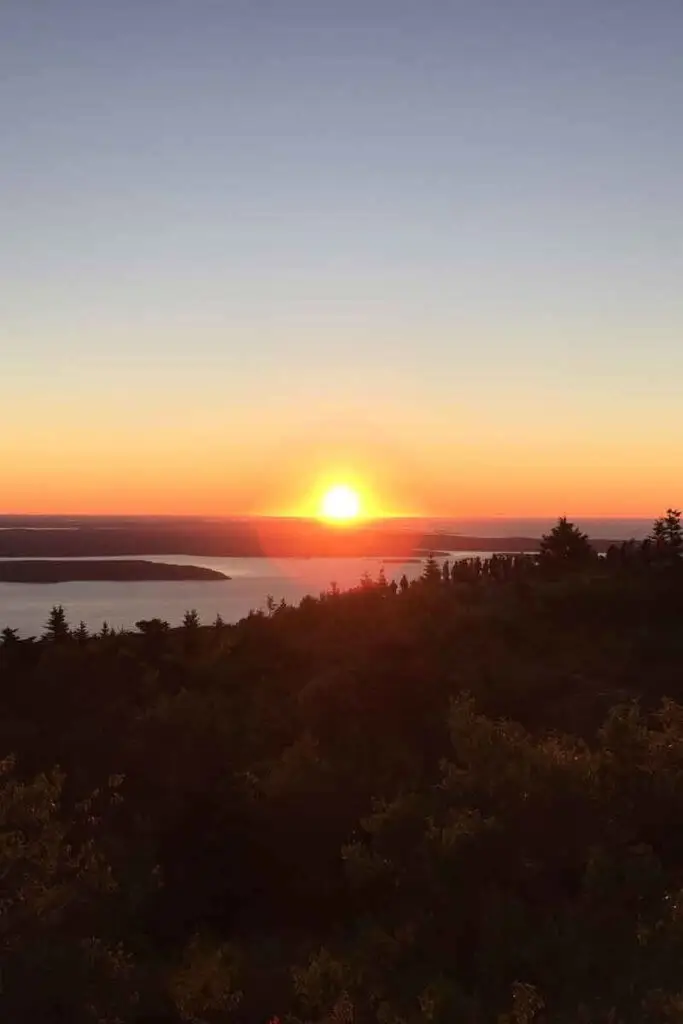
xmin=539 ymin=517 xmax=593 ymax=567
xmin=422 ymin=555 xmax=442 ymax=585
xmin=73 ymin=621 xmax=89 ymax=644
xmin=44 ymin=605 xmax=69 ymax=643
xmin=1 ymin=626 xmax=19 ymax=646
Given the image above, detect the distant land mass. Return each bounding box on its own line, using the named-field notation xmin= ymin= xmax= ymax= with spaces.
xmin=0 ymin=560 xmax=230 ymax=584
xmin=0 ymin=516 xmax=628 ymax=559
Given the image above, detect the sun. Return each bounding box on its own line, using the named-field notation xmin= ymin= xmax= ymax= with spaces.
xmin=320 ymin=484 xmax=361 ymax=523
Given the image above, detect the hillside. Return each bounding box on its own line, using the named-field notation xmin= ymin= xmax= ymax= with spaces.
xmin=1 ymin=513 xmax=683 ymax=1022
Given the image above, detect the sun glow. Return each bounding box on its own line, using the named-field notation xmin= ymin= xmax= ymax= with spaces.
xmin=320 ymin=484 xmax=361 ymax=523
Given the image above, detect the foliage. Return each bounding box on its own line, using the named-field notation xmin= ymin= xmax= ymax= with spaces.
xmin=43 ymin=603 xmax=70 ymax=643
xmin=650 ymin=508 xmax=682 ymax=561
xmin=0 ymin=512 xmax=681 ymax=1020
xmin=539 ymin=516 xmax=594 ymax=568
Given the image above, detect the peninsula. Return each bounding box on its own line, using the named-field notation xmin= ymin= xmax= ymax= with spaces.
xmin=0 ymin=560 xmax=230 ymax=584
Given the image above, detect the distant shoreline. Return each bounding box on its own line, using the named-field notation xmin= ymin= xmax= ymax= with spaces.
xmin=0 ymin=520 xmax=626 ymax=559
xmin=0 ymin=560 xmax=230 ymax=584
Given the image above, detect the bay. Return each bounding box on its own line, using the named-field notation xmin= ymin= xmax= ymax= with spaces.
xmin=0 ymin=553 xmax=470 ymax=636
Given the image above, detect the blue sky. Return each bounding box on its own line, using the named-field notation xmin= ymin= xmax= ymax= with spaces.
xmin=2 ymin=1 xmax=682 ymax=514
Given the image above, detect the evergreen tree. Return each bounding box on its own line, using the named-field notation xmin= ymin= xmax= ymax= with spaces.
xmin=399 ymin=573 xmax=410 ymax=593
xmin=43 ymin=605 xmax=69 ymax=643
xmin=1 ymin=626 xmax=19 ymax=646
xmin=73 ymin=621 xmax=89 ymax=644
xmin=441 ymin=559 xmax=451 ymax=583
xmin=421 ymin=554 xmax=442 ymax=584
xmin=539 ymin=517 xmax=593 ymax=567
xmin=213 ymin=613 xmax=225 ymax=630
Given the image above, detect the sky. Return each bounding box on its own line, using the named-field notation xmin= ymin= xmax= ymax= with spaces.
xmin=2 ymin=0 xmax=682 ymax=517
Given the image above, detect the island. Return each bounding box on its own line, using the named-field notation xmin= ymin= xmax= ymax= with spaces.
xmin=0 ymin=560 xmax=230 ymax=583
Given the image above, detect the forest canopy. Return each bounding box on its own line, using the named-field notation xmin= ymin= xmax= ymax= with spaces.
xmin=1 ymin=512 xmax=683 ymax=1022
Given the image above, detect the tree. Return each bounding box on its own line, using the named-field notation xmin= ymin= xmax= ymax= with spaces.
xmin=183 ymin=608 xmax=201 ymax=630
xmin=399 ymin=574 xmax=410 ymax=593
xmin=136 ymin=617 xmax=171 ymax=664
xmin=1 ymin=626 xmax=19 ymax=646
xmin=359 ymin=571 xmax=374 ymax=590
xmin=135 ymin=618 xmax=170 ymax=635
xmin=43 ymin=605 xmax=69 ymax=643
xmin=0 ymin=760 xmax=146 ymax=1022
xmin=539 ymin=517 xmax=593 ymax=567
xmin=650 ymin=508 xmax=682 ymax=559
xmin=213 ymin=613 xmax=225 ymax=630
xmin=73 ymin=621 xmax=89 ymax=644
xmin=422 ymin=555 xmax=442 ymax=585
xmin=442 ymin=560 xmax=451 ymax=584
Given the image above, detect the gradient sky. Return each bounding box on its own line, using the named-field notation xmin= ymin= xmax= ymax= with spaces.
xmin=2 ymin=1 xmax=682 ymax=516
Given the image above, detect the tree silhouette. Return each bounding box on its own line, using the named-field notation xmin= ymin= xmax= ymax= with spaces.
xmin=182 ymin=609 xmax=200 ymax=630
xmin=73 ymin=621 xmax=89 ymax=644
xmin=1 ymin=626 xmax=19 ymax=646
xmin=650 ymin=508 xmax=682 ymax=559
xmin=43 ymin=605 xmax=69 ymax=643
xmin=539 ymin=517 xmax=593 ymax=567
xmin=421 ymin=555 xmax=441 ymax=584
xmin=135 ymin=618 xmax=170 ymax=635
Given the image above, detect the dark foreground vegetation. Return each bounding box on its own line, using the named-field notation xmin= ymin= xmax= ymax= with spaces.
xmin=1 ymin=511 xmax=683 ymax=1023
xmin=0 ymin=560 xmax=229 ymax=583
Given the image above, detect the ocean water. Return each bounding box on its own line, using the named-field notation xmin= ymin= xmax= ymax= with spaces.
xmin=0 ymin=554 xmax=434 ymax=637
xmin=0 ymin=516 xmax=654 ymax=636
xmin=421 ymin=517 xmax=653 ymax=539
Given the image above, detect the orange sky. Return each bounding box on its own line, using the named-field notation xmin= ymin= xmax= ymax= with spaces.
xmin=2 ymin=400 xmax=679 ymax=518
xmin=2 ymin=349 xmax=680 ymax=518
